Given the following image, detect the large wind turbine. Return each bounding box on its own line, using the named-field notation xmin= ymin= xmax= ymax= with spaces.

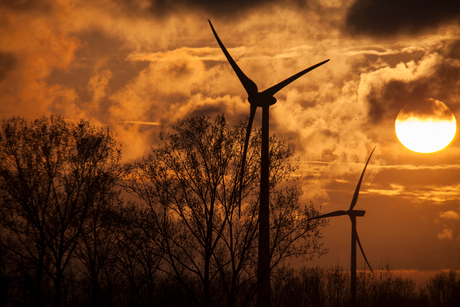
xmin=208 ymin=20 xmax=329 ymax=307
xmin=309 ymin=147 xmax=375 ymax=307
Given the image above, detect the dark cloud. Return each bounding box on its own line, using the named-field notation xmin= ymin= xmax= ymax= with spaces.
xmin=367 ymin=71 xmax=460 ymax=124
xmin=0 ymin=0 xmax=53 ymax=12
xmin=364 ymin=50 xmax=460 ymax=125
xmin=0 ymin=52 xmax=17 ymax=81
xmin=398 ymin=98 xmax=455 ymax=121
xmin=115 ymin=0 xmax=312 ymax=19
xmin=149 ymin=0 xmax=277 ymax=17
xmin=345 ymin=0 xmax=460 ymax=37
xmin=367 ymin=79 xmax=430 ymax=124
xmin=447 ymin=40 xmax=460 ymax=60
xmin=47 ymin=30 xmax=148 ymax=107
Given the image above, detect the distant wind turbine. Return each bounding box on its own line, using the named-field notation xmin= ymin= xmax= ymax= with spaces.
xmin=208 ymin=20 xmax=329 ymax=307
xmin=309 ymin=147 xmax=375 ymax=307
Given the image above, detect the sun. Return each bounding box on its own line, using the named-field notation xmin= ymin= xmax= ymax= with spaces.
xmin=395 ymin=98 xmax=456 ymax=153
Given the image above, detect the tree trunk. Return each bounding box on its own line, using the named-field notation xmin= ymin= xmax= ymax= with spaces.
xmin=35 ymin=246 xmax=45 ymax=307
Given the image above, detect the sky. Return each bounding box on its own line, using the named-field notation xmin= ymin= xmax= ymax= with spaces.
xmin=2 ymin=0 xmax=460 ymax=281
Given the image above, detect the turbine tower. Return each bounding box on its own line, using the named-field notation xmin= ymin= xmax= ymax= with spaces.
xmin=208 ymin=20 xmax=329 ymax=307
xmin=309 ymin=147 xmax=375 ymax=307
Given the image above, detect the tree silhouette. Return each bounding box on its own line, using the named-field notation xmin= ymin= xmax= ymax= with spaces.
xmin=0 ymin=116 xmax=122 ymax=307
xmin=123 ymin=114 xmax=327 ymax=307
xmin=75 ymin=195 xmax=124 ymax=307
xmin=113 ymin=203 xmax=165 ymax=306
xmin=421 ymin=270 xmax=460 ymax=307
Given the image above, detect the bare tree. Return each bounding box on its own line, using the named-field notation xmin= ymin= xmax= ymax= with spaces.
xmin=0 ymin=115 xmax=122 ymax=307
xmin=123 ymin=114 xmax=326 ymax=307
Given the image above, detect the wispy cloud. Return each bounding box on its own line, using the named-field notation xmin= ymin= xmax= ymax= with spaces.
xmin=126 ymin=47 xmax=225 ymax=62
xmin=367 ymin=184 xmax=405 ymax=196
xmin=120 ymin=121 xmax=160 ymax=125
xmin=368 ymin=183 xmax=460 ymax=203
xmin=377 ymin=164 xmax=460 ymax=171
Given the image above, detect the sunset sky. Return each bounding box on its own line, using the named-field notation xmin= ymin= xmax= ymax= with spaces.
xmin=2 ymin=0 xmax=460 ymax=281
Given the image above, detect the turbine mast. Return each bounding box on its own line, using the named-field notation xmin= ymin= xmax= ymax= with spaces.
xmin=258 ymin=105 xmax=270 ymax=307
xmin=351 ymin=215 xmax=357 ymax=307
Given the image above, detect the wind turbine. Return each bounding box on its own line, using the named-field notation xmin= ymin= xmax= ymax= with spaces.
xmin=208 ymin=20 xmax=329 ymax=307
xmin=309 ymin=147 xmax=375 ymax=307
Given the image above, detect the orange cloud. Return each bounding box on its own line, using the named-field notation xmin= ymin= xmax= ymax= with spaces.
xmin=439 ymin=210 xmax=460 ymax=220
xmin=0 ymin=4 xmax=80 ymax=119
xmin=437 ymin=228 xmax=453 ymax=240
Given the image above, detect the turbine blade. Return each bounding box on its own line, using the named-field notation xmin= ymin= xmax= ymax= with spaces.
xmin=239 ymin=105 xmax=257 ymax=216
xmin=349 ymin=146 xmax=376 ymax=211
xmin=261 ymin=59 xmax=329 ymax=96
xmin=356 ymin=230 xmax=373 ymax=273
xmin=308 ymin=210 xmax=348 ymax=221
xmin=208 ymin=20 xmax=258 ymax=96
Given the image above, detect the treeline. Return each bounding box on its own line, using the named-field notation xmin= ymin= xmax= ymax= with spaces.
xmin=0 ymin=115 xmax=326 ymax=307
xmin=272 ymin=266 xmax=460 ymax=307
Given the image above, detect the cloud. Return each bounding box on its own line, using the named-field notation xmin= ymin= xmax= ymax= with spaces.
xmin=148 ymin=0 xmax=278 ymax=17
xmin=367 ymin=183 xmax=404 ymax=197
xmin=120 ymin=121 xmax=160 ymax=125
xmin=438 ymin=228 xmax=453 ymax=240
xmin=0 ymin=52 xmax=17 ymax=81
xmin=356 ymin=50 xmax=460 ymax=126
xmin=87 ymin=69 xmax=113 ymax=105
xmin=345 ymin=0 xmax=460 ymax=37
xmin=109 ymin=48 xmax=231 ymax=123
xmin=396 ymin=98 xmax=456 ymax=121
xmin=366 ymin=182 xmax=460 ymax=204
xmin=0 ymin=3 xmax=80 ymax=119
xmin=377 ymin=164 xmax=460 ymax=171
xmin=110 ymin=121 xmax=159 ymax=162
xmin=439 ymin=211 xmax=460 ymax=220
xmin=0 ymin=0 xmax=54 ymax=12
xmin=115 ymin=0 xmax=315 ymax=20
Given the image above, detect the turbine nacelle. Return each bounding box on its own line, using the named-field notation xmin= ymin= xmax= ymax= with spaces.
xmin=308 ymin=209 xmax=365 ymax=221
xmin=248 ymin=93 xmax=277 ymax=107
xmin=349 ymin=209 xmax=365 ymax=218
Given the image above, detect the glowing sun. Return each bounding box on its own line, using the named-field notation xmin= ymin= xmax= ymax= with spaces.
xmin=395 ymin=98 xmax=456 ymax=153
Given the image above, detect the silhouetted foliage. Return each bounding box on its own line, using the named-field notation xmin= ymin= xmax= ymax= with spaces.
xmin=0 ymin=116 xmax=122 ymax=307
xmin=272 ymin=265 xmax=421 ymax=307
xmin=420 ymin=270 xmax=460 ymax=307
xmin=74 ymin=199 xmax=125 ymax=307
xmin=123 ymin=115 xmax=327 ymax=307
xmin=357 ymin=265 xmax=418 ymax=307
